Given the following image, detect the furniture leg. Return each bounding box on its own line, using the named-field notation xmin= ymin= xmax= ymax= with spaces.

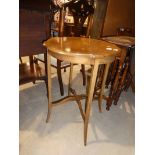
xmin=29 ymin=55 xmax=34 ymax=71
xmin=46 ymin=50 xmax=52 ymax=123
xmin=81 ymin=64 xmax=86 ymax=86
xmin=64 ymin=67 xmax=67 ymax=72
xmin=19 ymin=57 xmax=23 ymax=63
xmin=123 ymin=71 xmax=135 ymax=93
xmin=105 ymin=63 xmax=113 ymax=88
xmin=106 ymin=66 xmax=120 ymax=110
xmin=123 ymin=71 xmax=131 ymax=91
xmin=130 ymin=77 xmax=135 ymax=93
xmin=113 ymin=62 xmax=129 ymax=105
xmin=85 ymin=69 xmax=90 ymax=113
xmin=98 ymin=63 xmax=110 ymax=112
xmin=68 ymin=63 xmax=73 ymax=96
xmin=57 ymin=59 xmax=64 ymax=96
xmin=29 ymin=56 xmax=36 ymax=84
xmin=106 ymin=48 xmax=127 ymax=110
xmin=44 ymin=52 xmax=48 ymax=97
xmin=84 ymin=62 xmax=99 ymax=146
xmin=110 ymin=58 xmax=119 ymax=86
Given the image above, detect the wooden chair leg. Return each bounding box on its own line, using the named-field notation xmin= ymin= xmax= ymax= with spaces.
xmin=123 ymin=72 xmax=131 ymax=91
xmin=130 ymin=79 xmax=135 ymax=93
xmin=105 ymin=63 xmax=113 ymax=88
xmin=68 ymin=63 xmax=73 ymax=96
xmin=123 ymin=71 xmax=135 ymax=93
xmin=29 ymin=56 xmax=36 ymax=84
xmin=85 ymin=68 xmax=91 ymax=113
xmin=64 ymin=67 xmax=66 ymax=72
xmin=98 ymin=63 xmax=110 ymax=112
xmin=57 ymin=59 xmax=64 ymax=96
xmin=44 ymin=77 xmax=48 ymax=97
xmin=19 ymin=57 xmax=23 ymax=63
xmin=81 ymin=64 xmax=86 ymax=86
xmin=106 ymin=64 xmax=120 ymax=111
xmin=44 ymin=52 xmax=48 ymax=97
xmin=113 ymin=62 xmax=129 ymax=105
xmin=106 ymin=48 xmax=127 ymax=110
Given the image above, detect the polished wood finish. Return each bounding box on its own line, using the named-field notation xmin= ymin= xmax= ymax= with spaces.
xmin=44 ymin=37 xmax=120 ymax=62
xmin=44 ymin=37 xmax=120 ymax=145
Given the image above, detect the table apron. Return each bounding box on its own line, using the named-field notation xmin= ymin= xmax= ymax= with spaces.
xmin=47 ymin=50 xmax=115 ymax=65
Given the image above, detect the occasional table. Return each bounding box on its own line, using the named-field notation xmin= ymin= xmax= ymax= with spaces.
xmin=43 ymin=37 xmax=121 ymax=145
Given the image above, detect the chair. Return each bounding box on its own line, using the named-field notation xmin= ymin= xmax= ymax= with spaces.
xmin=35 ymin=0 xmax=94 ymax=96
xmin=19 ymin=9 xmax=50 ymax=87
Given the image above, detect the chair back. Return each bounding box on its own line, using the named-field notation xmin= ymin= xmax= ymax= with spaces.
xmin=66 ymin=0 xmax=94 ymax=37
xmin=50 ymin=0 xmax=94 ymax=37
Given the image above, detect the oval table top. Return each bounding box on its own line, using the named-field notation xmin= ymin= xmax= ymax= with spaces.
xmin=43 ymin=37 xmax=121 ymax=64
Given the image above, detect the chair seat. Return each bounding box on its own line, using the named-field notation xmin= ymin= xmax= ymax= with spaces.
xmin=19 ymin=62 xmax=46 ymax=85
xmin=36 ymin=54 xmax=70 ymax=67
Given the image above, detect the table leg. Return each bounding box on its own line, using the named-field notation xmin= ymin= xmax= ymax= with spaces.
xmin=68 ymin=63 xmax=73 ymax=96
xmin=98 ymin=63 xmax=110 ymax=112
xmin=84 ymin=62 xmax=99 ymax=145
xmin=46 ymin=50 xmax=52 ymax=123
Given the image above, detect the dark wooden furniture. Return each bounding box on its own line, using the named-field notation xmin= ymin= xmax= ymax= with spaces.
xmin=116 ymin=27 xmax=135 ymax=92
xmin=36 ymin=0 xmax=94 ymax=96
xmin=44 ymin=37 xmax=120 ymax=145
xmin=19 ymin=8 xmax=50 ymax=85
xmin=104 ymin=27 xmax=134 ymax=86
xmin=101 ymin=36 xmax=135 ymax=110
